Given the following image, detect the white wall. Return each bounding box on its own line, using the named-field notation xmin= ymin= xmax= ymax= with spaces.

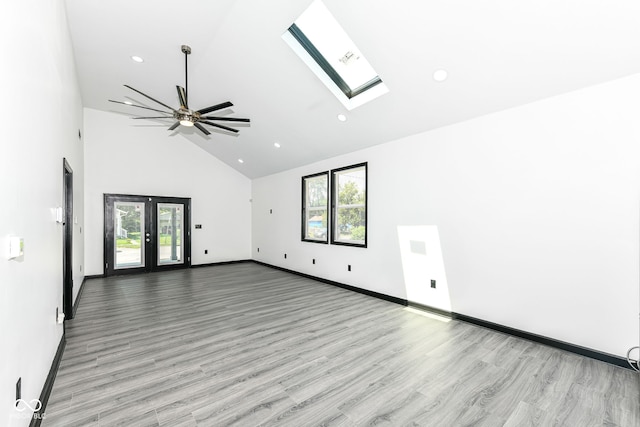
xmin=253 ymin=74 xmax=640 ymax=358
xmin=0 ymin=1 xmax=84 ymax=426
xmin=84 ymin=108 xmax=252 ymax=275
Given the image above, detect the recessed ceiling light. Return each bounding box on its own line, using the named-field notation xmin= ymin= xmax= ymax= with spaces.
xmin=274 ymin=142 xmax=281 ymax=148
xmin=238 ymin=159 xmax=244 ymax=163
xmin=433 ymin=69 xmax=448 ymax=82
xmin=131 ymin=56 xmax=144 ymax=63
xmin=337 ymin=114 xmax=347 ymax=122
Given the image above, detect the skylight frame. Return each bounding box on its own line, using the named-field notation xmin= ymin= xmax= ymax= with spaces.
xmin=283 ymin=0 xmax=388 ymax=110
xmin=287 ymin=23 xmax=383 ymax=100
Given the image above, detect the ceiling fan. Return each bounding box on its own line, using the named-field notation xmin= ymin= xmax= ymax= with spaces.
xmin=109 ymin=45 xmax=249 ymax=136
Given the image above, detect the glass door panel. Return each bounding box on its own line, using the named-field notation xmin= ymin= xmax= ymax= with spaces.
xmin=157 ymin=203 xmax=184 ymax=265
xmin=114 ymin=201 xmax=145 ymax=269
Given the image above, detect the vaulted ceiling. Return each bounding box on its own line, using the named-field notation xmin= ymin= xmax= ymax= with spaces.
xmin=64 ymin=0 xmax=640 ymax=178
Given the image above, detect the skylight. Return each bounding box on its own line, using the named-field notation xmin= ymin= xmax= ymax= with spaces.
xmin=283 ymin=0 xmax=388 ymax=110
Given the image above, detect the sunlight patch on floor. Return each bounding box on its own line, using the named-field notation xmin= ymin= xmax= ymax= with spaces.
xmin=404 ymin=306 xmax=451 ymax=323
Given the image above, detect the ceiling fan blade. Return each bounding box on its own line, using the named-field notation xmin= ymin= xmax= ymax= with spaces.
xmin=177 ymin=86 xmax=188 ymax=109
xmin=197 ymin=101 xmax=233 ymax=115
xmin=200 ymin=120 xmax=239 ymax=133
xmin=194 ymin=123 xmax=211 ymax=135
xmin=109 ymin=100 xmax=172 ymax=115
xmin=124 ymin=85 xmax=177 ymax=112
xmin=168 ymin=121 xmax=180 ymax=131
xmin=200 ymin=116 xmax=250 ymax=123
xmin=132 ymin=116 xmax=173 ymax=119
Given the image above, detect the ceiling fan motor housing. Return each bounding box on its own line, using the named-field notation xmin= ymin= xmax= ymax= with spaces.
xmin=175 ymin=108 xmax=199 ymax=124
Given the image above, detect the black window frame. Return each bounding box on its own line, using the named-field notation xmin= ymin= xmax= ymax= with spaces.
xmin=330 ymin=162 xmax=368 ymax=248
xmin=301 ymin=171 xmax=330 ymax=244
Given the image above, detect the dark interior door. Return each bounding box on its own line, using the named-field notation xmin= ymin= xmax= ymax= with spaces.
xmin=63 ymin=159 xmax=73 ymax=319
xmin=104 ymin=194 xmax=191 ymax=276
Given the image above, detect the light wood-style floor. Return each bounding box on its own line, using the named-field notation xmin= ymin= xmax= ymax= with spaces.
xmin=43 ymin=263 xmax=639 ymax=426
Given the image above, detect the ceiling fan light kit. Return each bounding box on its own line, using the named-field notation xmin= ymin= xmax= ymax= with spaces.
xmin=109 ymin=45 xmax=249 ymax=136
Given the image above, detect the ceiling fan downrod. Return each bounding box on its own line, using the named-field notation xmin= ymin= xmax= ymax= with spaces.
xmin=181 ymin=45 xmax=191 ymax=107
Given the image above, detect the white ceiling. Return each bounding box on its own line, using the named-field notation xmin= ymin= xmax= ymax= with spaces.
xmin=64 ymin=0 xmax=640 ymax=179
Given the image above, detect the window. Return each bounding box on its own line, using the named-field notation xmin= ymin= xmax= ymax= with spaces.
xmin=302 ymin=163 xmax=368 ymax=247
xmin=302 ymin=172 xmax=329 ymax=243
xmin=283 ymin=0 xmax=389 ymax=110
xmin=331 ymin=163 xmax=367 ymax=247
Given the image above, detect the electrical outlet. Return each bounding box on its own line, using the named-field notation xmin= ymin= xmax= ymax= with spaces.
xmin=348 ymin=265 xmax=351 ymax=272
xmin=431 ymin=280 xmax=436 ymax=288
xmin=16 ymin=378 xmax=21 ymax=405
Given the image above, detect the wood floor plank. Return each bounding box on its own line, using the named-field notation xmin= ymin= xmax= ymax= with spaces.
xmin=193 ymin=389 xmax=295 ymax=426
xmin=502 ymin=401 xmax=552 ymax=427
xmin=41 ymin=263 xmax=640 ymax=426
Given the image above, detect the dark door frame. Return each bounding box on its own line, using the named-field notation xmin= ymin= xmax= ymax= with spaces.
xmin=63 ymin=158 xmax=73 ymax=320
xmin=103 ymin=193 xmax=192 ymax=276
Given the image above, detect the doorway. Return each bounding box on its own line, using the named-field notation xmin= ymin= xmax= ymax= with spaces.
xmin=104 ymin=194 xmax=191 ymax=276
xmin=63 ymin=159 xmax=73 ymax=319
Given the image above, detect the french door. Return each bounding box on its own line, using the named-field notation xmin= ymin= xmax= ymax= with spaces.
xmin=104 ymin=194 xmax=191 ymax=276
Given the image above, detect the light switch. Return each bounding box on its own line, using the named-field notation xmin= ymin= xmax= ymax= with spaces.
xmin=55 ymin=207 xmax=64 ymax=223
xmin=8 ymin=236 xmax=23 ymax=260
